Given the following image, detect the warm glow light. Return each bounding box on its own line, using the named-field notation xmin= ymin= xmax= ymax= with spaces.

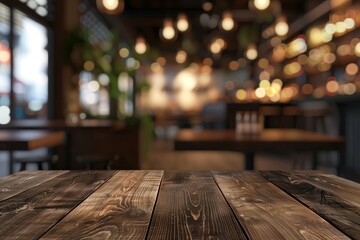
xmin=221 ymin=12 xmax=235 ymax=31
xmin=344 ymin=18 xmax=355 ymax=29
xmin=324 ymin=23 xmax=336 ymax=35
xmin=210 ymin=38 xmax=226 ymax=54
xmin=326 ymin=80 xmax=339 ymax=93
xmin=255 ymin=87 xmax=266 ymax=98
xmin=203 ymin=58 xmax=213 ymax=66
xmin=302 ymin=84 xmax=314 ymax=95
xmin=287 ymin=37 xmax=307 ymax=58
xmin=83 ymin=61 xmax=95 ymax=71
xmin=135 ymin=37 xmax=147 ymax=54
xmin=259 ymin=71 xmax=270 ymax=80
xmin=202 ymin=2 xmax=213 ymax=11
xmin=272 ymin=43 xmax=287 ymax=62
xmin=259 ymin=80 xmax=270 ymax=89
xmin=119 ymin=48 xmax=129 ymax=58
xmin=324 ymin=53 xmax=336 ymax=64
xmin=236 ymin=89 xmax=247 ymax=100
xmin=308 ymin=27 xmax=332 ymax=47
xmin=229 ymin=61 xmax=240 ymax=71
xmin=275 ymin=17 xmax=289 ymax=36
xmin=161 ymin=19 xmax=176 ymax=40
xmin=102 ymin=0 xmax=119 ymax=10
xmin=177 ymin=14 xmax=189 ymax=32
xmin=254 ymin=0 xmax=270 ymax=10
xmin=246 ymin=44 xmax=258 ymax=60
xmin=335 ymin=21 xmax=347 ymax=34
xmin=283 ymin=62 xmax=302 ymax=77
xmin=346 ymin=63 xmax=359 ymax=75
xmin=96 ymin=0 xmax=124 ymax=14
xmin=176 ymin=50 xmax=187 ymax=64
xmin=156 ymin=57 xmax=167 ymax=66
xmin=343 ymin=83 xmax=356 ymax=95
xmin=355 ymin=42 xmax=360 ymax=57
xmin=258 ymin=58 xmax=269 ymax=69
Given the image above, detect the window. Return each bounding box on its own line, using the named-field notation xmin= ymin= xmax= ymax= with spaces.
xmin=13 ymin=10 xmax=48 ymax=119
xmin=0 ymin=3 xmax=11 ymax=124
xmin=0 ymin=1 xmax=51 ymax=124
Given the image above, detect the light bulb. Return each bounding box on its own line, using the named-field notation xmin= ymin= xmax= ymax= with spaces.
xmin=221 ymin=11 xmax=235 ymax=31
xmin=135 ymin=37 xmax=147 ymax=54
xmin=246 ymin=44 xmax=258 ymax=60
xmin=177 ymin=14 xmax=189 ymax=32
xmin=254 ymin=0 xmax=270 ymax=10
xmin=96 ymin=0 xmax=124 ymax=14
xmin=161 ymin=19 xmax=176 ymax=40
xmin=275 ymin=17 xmax=289 ymax=36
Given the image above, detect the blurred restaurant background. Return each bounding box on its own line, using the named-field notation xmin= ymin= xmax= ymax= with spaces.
xmin=0 ymin=0 xmax=359 ymax=181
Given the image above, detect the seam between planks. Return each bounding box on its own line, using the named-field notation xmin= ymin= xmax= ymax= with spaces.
xmin=144 ymin=170 xmax=165 ymax=240
xmin=210 ymin=171 xmax=251 ymax=240
xmin=37 ymin=170 xmax=118 ymax=239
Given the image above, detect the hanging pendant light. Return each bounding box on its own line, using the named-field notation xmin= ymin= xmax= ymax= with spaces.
xmin=253 ymin=0 xmax=270 ymax=10
xmin=245 ymin=44 xmax=258 ymax=60
xmin=221 ymin=11 xmax=235 ymax=31
xmin=96 ymin=0 xmax=124 ymax=15
xmin=160 ymin=19 xmax=177 ymax=41
xmin=275 ymin=16 xmax=289 ymax=36
xmin=135 ymin=37 xmax=148 ymax=54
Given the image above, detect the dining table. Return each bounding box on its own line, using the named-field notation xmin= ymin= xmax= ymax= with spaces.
xmin=174 ymin=128 xmax=345 ymax=170
xmin=0 ymin=170 xmax=359 ymax=239
xmin=0 ymin=130 xmax=65 ymax=174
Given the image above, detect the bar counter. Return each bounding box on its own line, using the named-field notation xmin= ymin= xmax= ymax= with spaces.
xmin=0 ymin=170 xmax=359 ymax=239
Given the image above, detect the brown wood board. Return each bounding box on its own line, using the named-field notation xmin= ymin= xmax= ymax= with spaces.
xmin=260 ymin=170 xmax=360 ymax=239
xmin=0 ymin=170 xmax=67 ymax=202
xmin=41 ymin=170 xmax=163 ymax=239
xmin=146 ymin=171 xmax=248 ymax=240
xmin=212 ymin=171 xmax=350 ymax=240
xmin=0 ymin=171 xmax=116 ymax=239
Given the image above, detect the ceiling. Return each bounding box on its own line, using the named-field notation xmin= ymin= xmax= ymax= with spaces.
xmin=94 ymin=0 xmax=322 ymax=67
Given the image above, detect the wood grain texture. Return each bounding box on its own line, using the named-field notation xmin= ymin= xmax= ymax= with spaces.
xmin=147 ymin=171 xmax=247 ymax=240
xmin=41 ymin=170 xmax=163 ymax=240
xmin=260 ymin=171 xmax=360 ymax=239
xmin=0 ymin=171 xmax=115 ymax=239
xmin=213 ymin=171 xmax=350 ymax=240
xmin=0 ymin=171 xmax=67 ymax=202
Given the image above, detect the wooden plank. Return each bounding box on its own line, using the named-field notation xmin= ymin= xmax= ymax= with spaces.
xmin=41 ymin=170 xmax=163 ymax=240
xmin=147 ymin=171 xmax=247 ymax=240
xmin=0 ymin=171 xmax=116 ymax=239
xmin=213 ymin=171 xmax=350 ymax=240
xmin=260 ymin=171 xmax=360 ymax=239
xmin=0 ymin=171 xmax=67 ymax=202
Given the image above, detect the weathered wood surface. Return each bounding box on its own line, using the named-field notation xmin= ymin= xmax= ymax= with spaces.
xmin=41 ymin=170 xmax=163 ymax=240
xmin=0 ymin=170 xmax=359 ymax=239
xmin=147 ymin=171 xmax=247 ymax=240
xmin=212 ymin=171 xmax=350 ymax=240
xmin=261 ymin=171 xmax=360 ymax=240
xmin=0 ymin=170 xmax=67 ymax=202
xmin=0 ymin=171 xmax=115 ymax=239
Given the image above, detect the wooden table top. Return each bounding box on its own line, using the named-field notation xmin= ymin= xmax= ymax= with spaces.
xmin=0 ymin=130 xmax=65 ymax=150
xmin=0 ymin=170 xmax=358 ymax=239
xmin=175 ymin=128 xmax=345 ymax=152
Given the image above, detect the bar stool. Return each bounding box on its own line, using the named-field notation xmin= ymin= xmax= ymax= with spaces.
xmin=76 ymin=154 xmax=119 ymax=170
xmin=15 ymin=155 xmax=59 ymax=171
